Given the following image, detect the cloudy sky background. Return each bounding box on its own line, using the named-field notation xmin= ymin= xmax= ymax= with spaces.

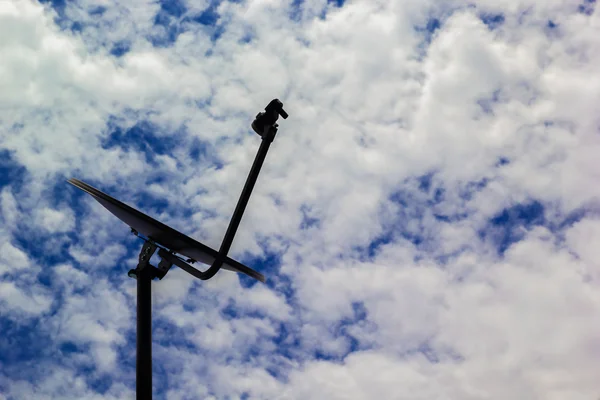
xmin=1 ymin=0 xmax=599 ymax=398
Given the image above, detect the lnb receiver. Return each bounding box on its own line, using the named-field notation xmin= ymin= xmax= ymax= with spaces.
xmin=251 ymin=99 xmax=288 ymax=137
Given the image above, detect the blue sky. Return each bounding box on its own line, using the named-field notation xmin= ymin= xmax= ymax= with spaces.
xmin=1 ymin=0 xmax=600 ymax=399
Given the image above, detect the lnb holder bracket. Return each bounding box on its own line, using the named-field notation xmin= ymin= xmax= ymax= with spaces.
xmin=127 ymin=238 xmax=217 ymax=282
xmin=251 ymin=99 xmax=288 ymax=141
xmin=128 ymin=240 xmax=172 ymax=281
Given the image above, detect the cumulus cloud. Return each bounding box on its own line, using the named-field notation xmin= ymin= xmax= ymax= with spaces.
xmin=0 ymin=281 xmax=51 ymax=315
xmin=34 ymin=207 xmax=76 ymax=233
xmin=0 ymin=0 xmax=599 ymax=398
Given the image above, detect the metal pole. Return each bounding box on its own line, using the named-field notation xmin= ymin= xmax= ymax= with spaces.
xmin=137 ymin=265 xmax=153 ymax=400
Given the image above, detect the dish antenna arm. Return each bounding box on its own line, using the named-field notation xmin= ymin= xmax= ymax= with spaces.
xmin=195 ymin=99 xmax=287 ymax=280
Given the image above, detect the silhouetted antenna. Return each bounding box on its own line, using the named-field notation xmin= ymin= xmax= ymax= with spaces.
xmin=68 ymin=99 xmax=289 ymax=400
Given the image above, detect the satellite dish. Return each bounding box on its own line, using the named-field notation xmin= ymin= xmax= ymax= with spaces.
xmin=68 ymin=99 xmax=289 ymax=400
xmin=67 ymin=178 xmax=265 ymax=282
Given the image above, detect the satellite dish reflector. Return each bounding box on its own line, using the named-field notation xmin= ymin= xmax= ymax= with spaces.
xmin=68 ymin=178 xmax=264 ymax=282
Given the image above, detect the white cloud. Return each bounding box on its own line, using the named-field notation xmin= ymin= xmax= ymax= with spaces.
xmin=566 ymin=217 xmax=600 ymax=272
xmin=1 ymin=0 xmax=600 ymax=398
xmin=282 ymin=351 xmax=444 ymax=400
xmin=2 ymin=366 xmax=134 ymax=400
xmin=0 ymin=281 xmax=51 ymax=315
xmin=34 ymin=207 xmax=76 ymax=233
xmin=0 ymin=242 xmax=31 ymax=274
xmin=0 ymin=188 xmax=19 ymax=229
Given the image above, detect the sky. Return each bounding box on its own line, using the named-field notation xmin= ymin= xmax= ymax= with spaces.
xmin=0 ymin=0 xmax=599 ymax=399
